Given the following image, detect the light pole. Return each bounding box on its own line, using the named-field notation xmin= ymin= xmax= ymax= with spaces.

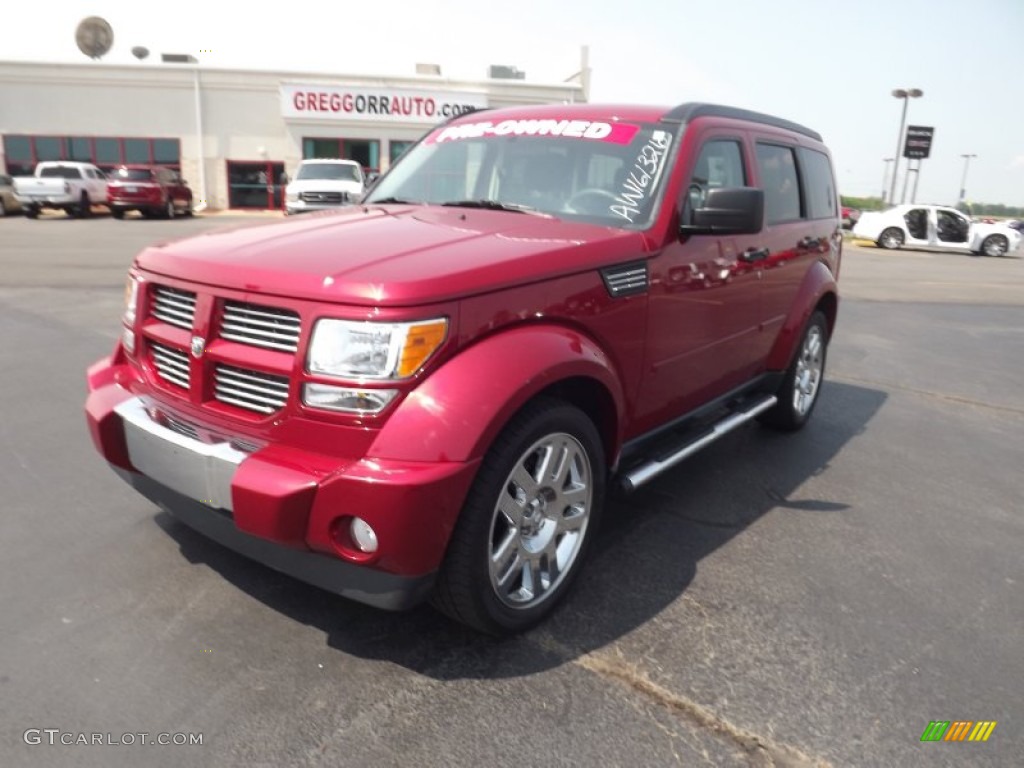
xmin=881 ymin=157 xmax=894 ymax=204
xmin=889 ymin=88 xmax=923 ymax=204
xmin=959 ymin=153 xmax=977 ymax=205
xmin=162 ymin=53 xmax=207 ymax=212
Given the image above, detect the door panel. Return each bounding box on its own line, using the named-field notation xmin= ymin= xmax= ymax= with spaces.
xmin=633 ymin=134 xmax=763 ymax=434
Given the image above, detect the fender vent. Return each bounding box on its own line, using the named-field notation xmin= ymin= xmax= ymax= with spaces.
xmin=601 ymin=262 xmax=649 ymax=297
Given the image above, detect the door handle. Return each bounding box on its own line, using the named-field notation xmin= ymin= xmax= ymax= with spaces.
xmin=740 ymin=247 xmax=770 ymax=263
xmin=798 ymin=236 xmax=819 ymax=249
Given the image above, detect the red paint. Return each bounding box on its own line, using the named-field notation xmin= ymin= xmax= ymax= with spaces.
xmin=85 ymin=102 xmax=840 ymax=600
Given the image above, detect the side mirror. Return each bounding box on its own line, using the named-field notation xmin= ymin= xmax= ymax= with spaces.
xmin=680 ymin=187 xmax=764 ymax=236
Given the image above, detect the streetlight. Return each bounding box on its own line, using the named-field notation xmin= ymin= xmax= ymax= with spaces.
xmin=881 ymin=157 xmax=894 ymax=204
xmin=889 ymin=88 xmax=923 ymax=204
xmin=959 ymin=153 xmax=977 ymax=204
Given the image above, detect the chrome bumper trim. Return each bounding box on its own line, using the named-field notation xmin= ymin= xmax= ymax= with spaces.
xmin=114 ymin=397 xmax=247 ymax=511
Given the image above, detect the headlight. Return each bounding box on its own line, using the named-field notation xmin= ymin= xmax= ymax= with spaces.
xmin=123 ymin=275 xmax=140 ymax=326
xmin=285 ymin=190 xmax=298 ymax=202
xmin=307 ymin=318 xmax=447 ymax=379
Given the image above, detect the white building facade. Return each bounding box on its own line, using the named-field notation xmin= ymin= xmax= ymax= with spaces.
xmin=0 ymin=61 xmax=585 ymax=210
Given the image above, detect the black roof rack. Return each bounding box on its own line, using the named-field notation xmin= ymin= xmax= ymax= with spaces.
xmin=664 ymin=103 xmax=821 ymax=141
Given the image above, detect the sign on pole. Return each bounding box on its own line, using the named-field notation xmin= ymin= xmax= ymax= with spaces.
xmin=903 ymin=126 xmax=935 ymax=159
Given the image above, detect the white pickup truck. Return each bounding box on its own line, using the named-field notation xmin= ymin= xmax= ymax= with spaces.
xmin=14 ymin=161 xmax=109 ymax=218
xmin=284 ymin=159 xmax=365 ymax=215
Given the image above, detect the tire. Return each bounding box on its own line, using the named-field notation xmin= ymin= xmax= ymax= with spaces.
xmin=877 ymin=227 xmax=903 ymax=250
xmin=0 ymin=198 xmax=6 ymax=217
xmin=164 ymin=197 xmax=175 ymax=219
xmin=77 ymin=193 xmax=91 ymax=218
xmin=759 ymin=310 xmax=829 ymax=432
xmin=981 ymin=234 xmax=1009 ymax=258
xmin=112 ymin=209 xmax=125 ymax=220
xmin=25 ymin=206 xmax=39 ymax=219
xmin=432 ymin=398 xmax=605 ymax=635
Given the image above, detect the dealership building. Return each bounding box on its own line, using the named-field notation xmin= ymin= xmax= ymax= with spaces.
xmin=0 ymin=59 xmax=586 ymax=210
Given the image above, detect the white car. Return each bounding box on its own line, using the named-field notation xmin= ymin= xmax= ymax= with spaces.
xmin=13 ymin=161 xmax=109 ymax=218
xmin=284 ymin=159 xmax=364 ymax=215
xmin=853 ymin=204 xmax=1021 ymax=257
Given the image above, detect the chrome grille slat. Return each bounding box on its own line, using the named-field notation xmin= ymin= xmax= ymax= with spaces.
xmin=213 ymin=364 xmax=289 ymax=414
xmin=150 ymin=342 xmax=190 ymax=389
xmin=152 ymin=286 xmax=197 ymax=329
xmin=162 ymin=413 xmax=200 ymax=440
xmin=220 ymin=302 xmax=300 ymax=353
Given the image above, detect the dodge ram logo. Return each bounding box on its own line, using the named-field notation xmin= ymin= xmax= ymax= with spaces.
xmin=190 ymin=336 xmax=205 ymax=358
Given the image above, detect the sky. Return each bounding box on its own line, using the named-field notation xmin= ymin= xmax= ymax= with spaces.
xmin=4 ymin=0 xmax=1024 ymax=207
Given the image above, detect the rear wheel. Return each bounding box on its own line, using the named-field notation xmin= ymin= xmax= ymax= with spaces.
xmin=77 ymin=192 xmax=91 ymax=218
xmin=760 ymin=310 xmax=828 ymax=431
xmin=164 ymin=198 xmax=175 ymax=219
xmin=111 ymin=209 xmax=125 ymax=220
xmin=878 ymin=227 xmax=903 ymax=250
xmin=0 ymin=198 xmax=6 ymax=217
xmin=432 ymin=398 xmax=605 ymax=635
xmin=981 ymin=234 xmax=1009 ymax=257
xmin=25 ymin=206 xmax=39 ymax=219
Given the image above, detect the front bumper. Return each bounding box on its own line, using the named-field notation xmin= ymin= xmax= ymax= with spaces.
xmin=85 ymin=361 xmax=479 ymax=611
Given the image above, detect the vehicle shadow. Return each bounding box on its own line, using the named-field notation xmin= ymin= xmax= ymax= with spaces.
xmin=155 ymin=379 xmax=886 ymax=679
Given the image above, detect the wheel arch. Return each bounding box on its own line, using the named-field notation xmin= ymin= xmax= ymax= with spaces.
xmin=367 ymin=323 xmax=626 ymax=468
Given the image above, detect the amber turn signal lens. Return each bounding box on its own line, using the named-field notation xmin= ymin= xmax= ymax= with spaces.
xmin=397 ymin=320 xmax=448 ymax=378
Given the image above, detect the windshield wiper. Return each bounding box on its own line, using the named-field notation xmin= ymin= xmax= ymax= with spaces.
xmin=369 ymin=196 xmax=421 ymax=205
xmin=440 ymin=199 xmax=547 ymax=215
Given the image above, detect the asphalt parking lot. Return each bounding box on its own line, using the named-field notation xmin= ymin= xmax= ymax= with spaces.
xmin=1 ymin=213 xmax=1021 ymax=767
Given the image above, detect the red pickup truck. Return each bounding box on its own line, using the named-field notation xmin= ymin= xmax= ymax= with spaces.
xmin=86 ymin=103 xmax=841 ymax=634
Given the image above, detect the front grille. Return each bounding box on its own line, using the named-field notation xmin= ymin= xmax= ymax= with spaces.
xmin=150 ymin=342 xmax=190 ymax=389
xmin=152 ymin=286 xmax=197 ymax=329
xmin=214 ymin=364 xmax=289 ymax=414
xmin=300 ymin=191 xmax=346 ymax=204
xmin=221 ymin=302 xmax=300 ymax=353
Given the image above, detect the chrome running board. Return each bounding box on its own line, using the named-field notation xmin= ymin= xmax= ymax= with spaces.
xmin=619 ymin=395 xmax=777 ymax=493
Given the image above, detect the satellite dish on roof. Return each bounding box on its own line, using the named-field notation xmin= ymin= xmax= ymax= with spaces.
xmin=131 ymin=46 xmax=150 ymax=60
xmin=75 ymin=16 xmax=114 ymax=59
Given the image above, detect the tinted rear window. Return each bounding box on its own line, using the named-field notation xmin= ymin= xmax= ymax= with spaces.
xmin=114 ymin=168 xmax=155 ymax=181
xmin=39 ymin=166 xmax=83 ymax=180
xmin=798 ymin=147 xmax=837 ymax=220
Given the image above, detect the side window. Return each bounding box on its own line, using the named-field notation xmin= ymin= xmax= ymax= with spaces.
xmin=756 ymin=143 xmax=801 ymax=224
xmin=798 ymin=147 xmax=836 ymax=220
xmin=685 ymin=139 xmax=746 ymax=219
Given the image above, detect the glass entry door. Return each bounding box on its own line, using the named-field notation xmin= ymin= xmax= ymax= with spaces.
xmin=227 ymin=161 xmax=285 ymax=209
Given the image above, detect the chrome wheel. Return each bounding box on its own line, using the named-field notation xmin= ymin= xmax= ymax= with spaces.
xmin=166 ymin=198 xmax=175 ymax=219
xmin=878 ymin=228 xmax=903 ymax=250
xmin=793 ymin=324 xmax=824 ymax=416
xmin=488 ymin=432 xmax=592 ymax=609
xmin=982 ymin=235 xmax=1008 ymax=257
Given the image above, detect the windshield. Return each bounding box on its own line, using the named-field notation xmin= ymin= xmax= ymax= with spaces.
xmin=365 ymin=118 xmax=677 ymax=229
xmin=296 ymin=163 xmax=361 ymax=182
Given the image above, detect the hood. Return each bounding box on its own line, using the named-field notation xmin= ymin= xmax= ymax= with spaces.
xmin=136 ymin=206 xmax=650 ymax=306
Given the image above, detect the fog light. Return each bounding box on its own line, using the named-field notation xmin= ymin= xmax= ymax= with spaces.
xmin=122 ymin=326 xmax=136 ymax=355
xmin=303 ymin=383 xmax=398 ymax=414
xmin=350 ymin=517 xmax=378 ymax=553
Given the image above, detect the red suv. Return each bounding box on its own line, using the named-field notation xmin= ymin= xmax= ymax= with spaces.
xmin=107 ymin=165 xmax=193 ymax=219
xmin=86 ymin=103 xmax=841 ymax=634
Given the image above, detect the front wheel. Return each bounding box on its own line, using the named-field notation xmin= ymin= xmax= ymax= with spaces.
xmin=760 ymin=310 xmax=828 ymax=431
xmin=77 ymin=193 xmax=91 ymax=218
xmin=981 ymin=234 xmax=1009 ymax=257
xmin=432 ymin=398 xmax=605 ymax=635
xmin=164 ymin=198 xmax=175 ymax=219
xmin=877 ymin=227 xmax=904 ymax=250
xmin=25 ymin=206 xmax=39 ymax=219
